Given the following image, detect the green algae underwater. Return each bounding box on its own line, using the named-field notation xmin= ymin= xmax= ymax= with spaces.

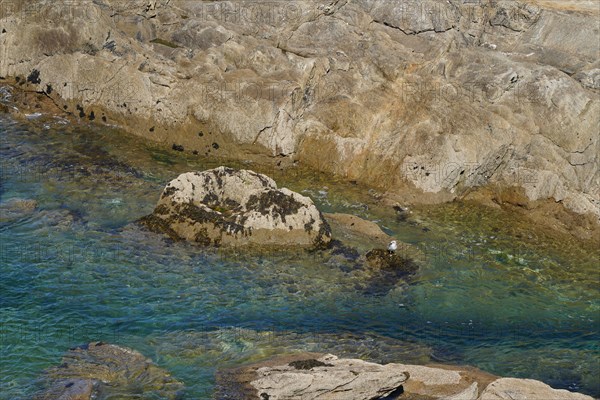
xmin=0 ymin=113 xmax=598 ymax=399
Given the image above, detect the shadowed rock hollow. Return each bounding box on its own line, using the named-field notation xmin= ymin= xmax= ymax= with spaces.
xmin=140 ymin=166 xmax=332 ymax=247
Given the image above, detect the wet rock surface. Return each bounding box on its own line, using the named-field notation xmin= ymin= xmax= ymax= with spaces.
xmin=140 ymin=166 xmax=331 ymax=247
xmin=479 ymin=377 xmax=594 ymax=400
xmin=34 ymin=341 xmax=184 ymax=400
xmin=324 ymin=212 xmax=392 ymax=248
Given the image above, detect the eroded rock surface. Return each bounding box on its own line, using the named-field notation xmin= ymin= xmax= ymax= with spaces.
xmin=217 ymin=353 xmax=594 ymax=400
xmin=479 ymin=378 xmax=594 ymax=400
xmin=35 ymin=341 xmax=183 ymax=399
xmin=140 ymin=166 xmax=331 ymax=247
xmin=1 ymin=0 xmax=598 ymax=229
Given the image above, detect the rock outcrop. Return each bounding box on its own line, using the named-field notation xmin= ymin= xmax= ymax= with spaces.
xmin=479 ymin=378 xmax=594 ymax=400
xmin=251 ymin=354 xmax=408 ymax=400
xmin=34 ymin=341 xmax=183 ymax=400
xmin=217 ymin=353 xmax=595 ymax=400
xmin=140 ymin=166 xmax=331 ymax=247
xmin=1 ymin=0 xmax=598 ymax=226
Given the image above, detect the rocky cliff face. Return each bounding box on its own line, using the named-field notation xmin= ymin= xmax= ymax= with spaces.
xmin=1 ymin=0 xmax=598 ymax=224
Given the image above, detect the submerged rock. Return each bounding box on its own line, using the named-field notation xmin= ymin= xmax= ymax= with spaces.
xmin=352 ymin=248 xmax=420 ymax=295
xmin=35 ymin=341 xmax=183 ymax=400
xmin=0 ymin=198 xmax=37 ymax=223
xmin=365 ymin=248 xmax=420 ymax=273
xmin=140 ymin=167 xmax=331 ymax=248
xmin=324 ymin=212 xmax=392 ymax=249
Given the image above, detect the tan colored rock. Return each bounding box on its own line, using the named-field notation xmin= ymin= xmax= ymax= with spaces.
xmin=1 ymin=0 xmax=598 ymax=231
xmin=323 ymin=212 xmax=395 ymax=252
xmin=391 ymin=364 xmax=494 ymax=399
xmin=217 ymin=353 xmax=595 ymax=400
xmin=140 ymin=167 xmax=331 ymax=247
xmin=250 ymin=354 xmax=408 ymax=400
xmin=479 ymin=378 xmax=594 ymax=400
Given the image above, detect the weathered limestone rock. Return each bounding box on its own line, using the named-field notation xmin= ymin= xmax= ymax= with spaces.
xmin=1 ymin=0 xmax=598 ymax=233
xmin=35 ymin=341 xmax=183 ymax=399
xmin=394 ymin=364 xmax=496 ymax=399
xmin=218 ymin=353 xmax=594 ymax=400
xmin=250 ymin=354 xmax=408 ymax=400
xmin=479 ymin=378 xmax=594 ymax=400
xmin=140 ymin=167 xmax=331 ymax=247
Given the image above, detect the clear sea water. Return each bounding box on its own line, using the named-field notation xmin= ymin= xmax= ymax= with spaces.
xmin=0 ymin=110 xmax=598 ymax=399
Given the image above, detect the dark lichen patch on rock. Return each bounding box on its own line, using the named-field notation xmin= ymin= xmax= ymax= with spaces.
xmin=289 ymin=359 xmax=333 ymax=370
xmin=27 ymin=69 xmax=41 ymax=84
xmin=246 ymin=190 xmax=304 ymax=223
xmin=162 ymin=185 xmax=178 ymax=198
xmin=137 ymin=214 xmax=182 ymax=241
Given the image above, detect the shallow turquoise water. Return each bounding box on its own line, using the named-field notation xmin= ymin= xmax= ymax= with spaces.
xmin=0 ymin=112 xmax=599 ymax=399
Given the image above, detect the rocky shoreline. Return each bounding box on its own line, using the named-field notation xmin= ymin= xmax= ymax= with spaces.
xmin=1 ymin=0 xmax=598 ymax=242
xmin=34 ymin=342 xmax=595 ymax=400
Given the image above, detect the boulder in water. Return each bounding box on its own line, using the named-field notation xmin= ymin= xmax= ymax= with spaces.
xmin=140 ymin=167 xmax=331 ymax=248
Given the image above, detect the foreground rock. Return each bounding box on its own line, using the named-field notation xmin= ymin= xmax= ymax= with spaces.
xmin=140 ymin=167 xmax=331 ymax=247
xmin=479 ymin=378 xmax=594 ymax=400
xmin=217 ymin=353 xmax=408 ymax=400
xmin=217 ymin=353 xmax=594 ymax=400
xmin=35 ymin=341 xmax=183 ymax=400
xmin=252 ymin=354 xmax=408 ymax=400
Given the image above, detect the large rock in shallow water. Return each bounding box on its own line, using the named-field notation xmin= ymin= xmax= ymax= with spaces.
xmin=140 ymin=167 xmax=331 ymax=247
